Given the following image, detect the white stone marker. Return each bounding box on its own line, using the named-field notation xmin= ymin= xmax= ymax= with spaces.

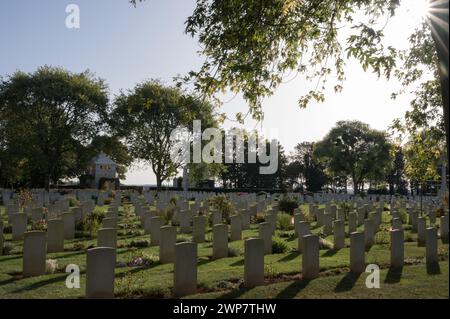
xmin=97 ymin=227 xmax=117 ymax=264
xmin=357 ymin=209 xmax=365 ymax=226
xmin=428 ymin=210 xmax=436 ymax=225
xmin=417 ymin=216 xmax=426 ymax=246
xmin=86 ymin=247 xmax=115 ymax=299
xmin=97 ymin=228 xmax=117 ymax=249
xmin=333 ymin=220 xmax=345 ymax=250
xmin=173 ymin=242 xmax=197 ymax=297
xmin=11 ymin=213 xmax=27 ymax=241
xmin=241 ymin=211 xmax=250 ymax=230
xmin=71 ymin=207 xmax=83 ymax=221
xmin=212 ymin=211 xmax=222 ymax=226
xmin=350 ymin=232 xmax=365 ymax=273
xmin=244 ymin=238 xmax=264 ymax=288
xmin=47 ymin=219 xmax=64 ymax=253
xmin=105 ymin=211 xmax=118 ymax=219
xmin=265 ymin=213 xmax=277 ymax=234
xmin=213 ymin=224 xmax=228 ymax=259
xmin=230 ymin=215 xmax=242 ymax=241
xmin=0 ymin=221 xmax=3 ymax=256
xmin=364 ymin=219 xmax=375 ymax=249
xmin=31 ymin=208 xmax=44 ymax=222
xmin=390 ymin=229 xmax=404 ymax=268
xmin=143 ymin=212 xmax=152 ymax=234
xmin=102 ymin=217 xmax=118 ymax=229
xmin=23 ymin=231 xmax=47 ymax=277
xmin=348 ymin=212 xmax=357 ymax=234
xmin=337 ymin=209 xmax=345 ymax=222
xmin=302 ymin=234 xmax=319 ymax=280
xmin=179 ymin=212 xmax=191 ymax=234
xmin=392 ymin=217 xmax=403 ymax=231
xmin=160 ymin=225 xmax=176 ymax=263
xmin=297 ymin=221 xmax=311 ymax=253
xmin=259 ymin=222 xmax=272 ymax=255
xmin=61 ymin=212 xmax=75 ymax=240
xmin=411 ymin=210 xmax=418 ymax=232
xmin=294 ymin=213 xmax=304 ymax=236
xmin=192 ymin=216 xmax=206 ymax=243
xmin=316 ymin=208 xmax=324 ymax=226
xmin=150 ymin=216 xmax=164 ymax=246
xmin=426 ymin=227 xmax=438 ymax=264
xmin=323 ymin=213 xmax=333 ymax=236
xmin=374 ymin=211 xmax=382 ymax=231
xmin=440 ymin=215 xmax=449 ymax=243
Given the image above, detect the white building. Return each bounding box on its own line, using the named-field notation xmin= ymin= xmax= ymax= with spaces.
xmin=89 ymin=153 xmax=118 ymax=189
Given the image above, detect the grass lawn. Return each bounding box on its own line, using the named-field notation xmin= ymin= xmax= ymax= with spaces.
xmin=187 ymin=262 xmax=449 ymax=299
xmin=0 ymin=203 xmax=448 ymax=299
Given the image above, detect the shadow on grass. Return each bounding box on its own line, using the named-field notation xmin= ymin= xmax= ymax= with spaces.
xmin=0 ymin=255 xmax=22 ymax=262
xmin=321 ymin=249 xmax=339 ymax=257
xmin=384 ymin=267 xmax=403 ymax=284
xmin=278 ymin=252 xmax=299 ymax=262
xmin=52 ymin=251 xmax=86 ymax=259
xmin=275 ymin=279 xmax=311 ymax=299
xmin=10 ymin=272 xmax=80 ymax=293
xmin=115 ymin=265 xmax=156 ymax=279
xmin=198 ymin=257 xmax=214 ymax=266
xmin=218 ymin=287 xmax=251 ymax=299
xmin=426 ymin=262 xmax=441 ymax=275
xmin=0 ymin=276 xmax=18 ymax=286
xmin=334 ymin=272 xmax=361 ymax=292
xmin=229 ymin=259 xmax=244 ymax=267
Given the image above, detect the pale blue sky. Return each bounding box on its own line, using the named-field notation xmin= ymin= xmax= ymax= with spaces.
xmin=0 ymin=1 xmax=429 ymax=185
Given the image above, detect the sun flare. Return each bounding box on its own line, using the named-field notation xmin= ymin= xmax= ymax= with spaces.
xmin=404 ymin=0 xmax=431 ymax=24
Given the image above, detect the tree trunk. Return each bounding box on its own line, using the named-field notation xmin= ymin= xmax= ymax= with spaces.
xmin=156 ymin=174 xmax=162 ymax=191
xmin=44 ymin=174 xmax=50 ymax=192
xmin=352 ymin=174 xmax=358 ymax=195
xmin=430 ymin=0 xmax=449 ymax=159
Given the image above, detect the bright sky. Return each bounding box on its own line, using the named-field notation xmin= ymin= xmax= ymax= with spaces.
xmin=0 ymin=0 xmax=431 ymax=185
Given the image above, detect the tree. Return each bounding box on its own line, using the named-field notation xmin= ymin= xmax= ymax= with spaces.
xmin=385 ymin=145 xmax=408 ymax=195
xmin=404 ymin=130 xmax=442 ymax=197
xmin=110 ymin=80 xmax=217 ymax=190
xmin=314 ymin=120 xmax=392 ymax=194
xmin=285 ymin=161 xmax=303 ymax=190
xmin=392 ymin=20 xmax=446 ymax=141
xmin=131 ymin=0 xmax=399 ymax=117
xmin=0 ymin=66 xmax=109 ymax=189
xmin=288 ymin=142 xmax=328 ymax=192
xmin=188 ymin=162 xmax=225 ymax=187
xmin=217 ymin=128 xmax=287 ymax=189
xmin=390 ymin=19 xmax=447 ymax=195
xmin=132 ymin=0 xmax=448 ymax=157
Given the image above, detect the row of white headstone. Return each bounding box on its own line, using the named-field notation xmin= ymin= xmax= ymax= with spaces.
xmin=1 ymin=189 xmax=448 ymax=299
xmin=13 ymin=224 xmax=445 ymax=298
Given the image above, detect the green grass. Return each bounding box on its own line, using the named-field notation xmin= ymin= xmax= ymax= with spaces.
xmin=186 ymin=262 xmax=449 ymax=299
xmin=0 ymin=203 xmax=448 ymax=299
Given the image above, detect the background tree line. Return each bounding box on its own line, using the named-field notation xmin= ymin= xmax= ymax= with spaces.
xmin=128 ymin=0 xmax=448 ymax=194
xmin=0 ymin=66 xmax=444 ymax=194
xmin=0 ymin=67 xmax=214 ymax=190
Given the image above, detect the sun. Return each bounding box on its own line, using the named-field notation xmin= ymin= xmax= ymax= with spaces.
xmin=404 ymin=0 xmax=431 ymax=24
